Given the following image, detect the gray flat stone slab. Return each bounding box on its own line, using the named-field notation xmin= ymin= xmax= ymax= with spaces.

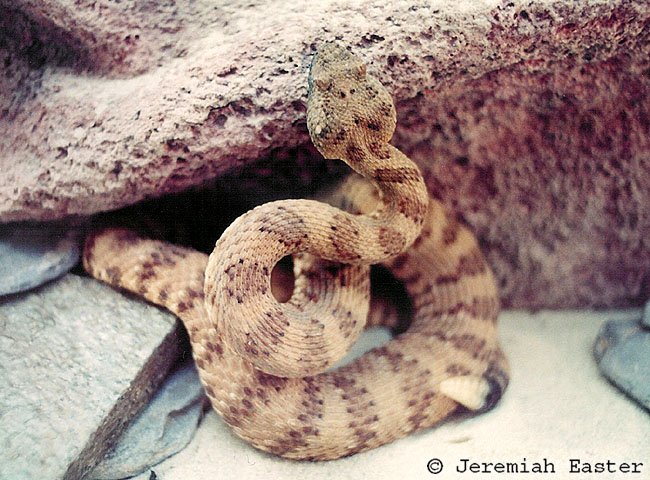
xmin=0 ymin=274 xmax=182 ymax=480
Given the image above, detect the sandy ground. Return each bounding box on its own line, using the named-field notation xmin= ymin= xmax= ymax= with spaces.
xmin=133 ymin=309 xmax=649 ymax=480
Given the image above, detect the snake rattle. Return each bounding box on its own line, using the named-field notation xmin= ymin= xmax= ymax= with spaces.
xmin=83 ymin=42 xmax=508 ymax=460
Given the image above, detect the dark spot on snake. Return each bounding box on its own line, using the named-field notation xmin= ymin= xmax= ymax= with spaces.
xmin=374 ymin=345 xmax=404 ymax=372
xmin=223 ymin=414 xmax=241 ymax=428
xmin=367 ymin=415 xmax=379 ymax=424
xmin=435 ymin=249 xmax=487 ymax=284
xmin=139 ymin=265 xmax=155 ymax=282
xmin=256 ymin=371 xmax=288 ymax=392
xmin=188 ymin=288 xmax=202 ymax=299
xmin=367 ymin=141 xmax=390 ymax=159
xmin=207 ymin=342 xmax=223 ymax=355
xmin=346 ymin=143 xmax=365 ymax=164
xmin=158 ymin=289 xmax=168 ymax=302
xmin=442 ymin=220 xmax=460 ymax=245
xmin=355 ymin=429 xmax=377 ymax=442
xmin=408 ymin=412 xmax=427 ymax=429
xmin=373 ymin=167 xmax=421 ymax=183
xmin=423 ymin=391 xmax=436 ymax=400
xmin=176 ymin=301 xmax=189 ymax=313
xmin=378 ymin=226 xmax=405 ymax=255
xmin=380 ymin=102 xmax=393 ymax=117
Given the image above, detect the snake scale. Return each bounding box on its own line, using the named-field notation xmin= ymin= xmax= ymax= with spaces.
xmin=83 ymin=43 xmax=508 ymax=460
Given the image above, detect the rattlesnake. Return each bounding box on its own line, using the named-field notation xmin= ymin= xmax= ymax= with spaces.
xmin=83 ymin=43 xmax=508 ymax=460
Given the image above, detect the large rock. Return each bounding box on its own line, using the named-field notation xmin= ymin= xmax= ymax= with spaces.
xmin=0 ymin=275 xmax=182 ymax=480
xmin=1 ymin=0 xmax=649 ymax=308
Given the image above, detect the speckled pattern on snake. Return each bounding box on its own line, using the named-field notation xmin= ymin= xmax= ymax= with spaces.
xmin=83 ymin=43 xmax=509 ymax=460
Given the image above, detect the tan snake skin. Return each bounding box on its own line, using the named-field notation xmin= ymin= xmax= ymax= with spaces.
xmin=83 ymin=43 xmax=508 ymax=460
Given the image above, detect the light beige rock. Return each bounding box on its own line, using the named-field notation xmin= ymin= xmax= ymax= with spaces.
xmin=0 ymin=275 xmax=182 ymax=480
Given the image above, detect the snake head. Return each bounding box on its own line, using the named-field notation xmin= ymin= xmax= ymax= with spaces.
xmin=307 ymin=42 xmax=396 ymax=162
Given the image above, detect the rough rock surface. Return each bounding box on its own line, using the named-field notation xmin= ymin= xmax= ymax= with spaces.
xmin=1 ymin=0 xmax=649 ymax=308
xmin=0 ymin=274 xmax=182 ymax=480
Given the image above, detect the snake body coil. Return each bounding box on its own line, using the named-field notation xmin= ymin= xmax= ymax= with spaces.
xmin=84 ymin=43 xmax=508 ymax=460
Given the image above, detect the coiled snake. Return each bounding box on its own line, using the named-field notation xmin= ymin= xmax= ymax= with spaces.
xmin=83 ymin=43 xmax=508 ymax=460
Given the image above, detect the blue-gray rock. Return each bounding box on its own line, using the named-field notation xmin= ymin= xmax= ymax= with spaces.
xmin=594 ymin=315 xmax=650 ymax=411
xmin=91 ymin=362 xmax=207 ymax=480
xmin=0 ymin=223 xmax=81 ymax=296
xmin=0 ymin=274 xmax=182 ymax=480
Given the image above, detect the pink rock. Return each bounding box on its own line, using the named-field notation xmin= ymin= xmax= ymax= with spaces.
xmin=1 ymin=1 xmax=648 ymax=308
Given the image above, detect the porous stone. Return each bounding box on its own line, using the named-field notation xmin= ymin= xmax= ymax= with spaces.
xmin=0 ymin=222 xmax=81 ymax=296
xmin=594 ymin=316 xmax=650 ymax=411
xmin=1 ymin=0 xmax=649 ymax=309
xmin=0 ymin=275 xmax=182 ymax=480
xmin=90 ymin=362 xmax=207 ymax=480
